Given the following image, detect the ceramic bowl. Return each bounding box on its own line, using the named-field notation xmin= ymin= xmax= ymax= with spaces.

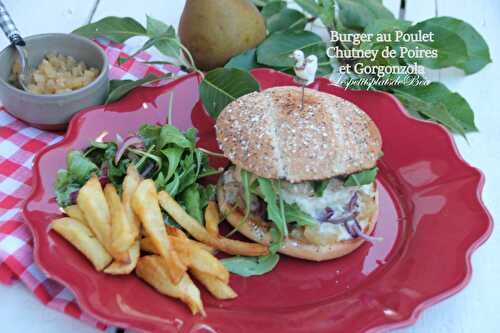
xmin=0 ymin=33 xmax=108 ymax=130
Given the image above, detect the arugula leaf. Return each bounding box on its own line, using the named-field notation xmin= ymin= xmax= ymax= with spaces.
xmin=221 ymin=254 xmax=280 ymax=277
xmin=257 ymin=178 xmax=288 ymax=240
xmin=312 ymin=180 xmax=329 ymax=197
xmin=344 ymin=167 xmax=378 ymax=187
xmin=199 ymin=184 xmax=216 ymax=210
xmin=54 ymin=170 xmax=81 ymax=207
xmin=158 ymin=125 xmax=194 ymax=149
xmin=66 ymin=151 xmax=99 ymax=184
xmin=106 ymin=73 xmax=172 ymax=104
xmin=165 ymin=172 xmax=181 ymax=196
xmin=241 ymin=169 xmax=252 ymax=220
xmin=180 ymin=183 xmax=203 ymax=224
xmin=199 ymin=68 xmax=260 ymax=118
xmin=284 ymin=203 xmax=316 ymax=226
xmin=73 ymin=16 xmax=146 ymax=43
xmin=54 ymin=151 xmax=99 ymax=207
xmin=161 ymin=147 xmax=183 ymax=182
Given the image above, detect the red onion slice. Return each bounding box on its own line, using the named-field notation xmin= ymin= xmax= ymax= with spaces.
xmin=346 ymin=219 xmax=383 ymax=243
xmin=115 ymin=136 xmax=144 ymax=165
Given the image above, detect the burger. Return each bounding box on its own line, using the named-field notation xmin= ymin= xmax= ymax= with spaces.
xmin=215 ymin=86 xmax=383 ymax=261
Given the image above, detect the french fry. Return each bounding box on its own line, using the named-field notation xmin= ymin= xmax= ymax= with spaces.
xmin=132 ymin=180 xmax=186 ymax=284
xmin=141 ymin=236 xmax=215 ymax=255
xmin=158 ymin=191 xmax=268 ymax=257
xmin=122 ymin=165 xmax=141 ymax=237
xmin=189 ymin=239 xmax=217 ymax=255
xmin=205 ymin=201 xmax=220 ymax=237
xmin=140 ymin=237 xmax=158 ymax=254
xmin=141 ymin=236 xmax=228 ymax=282
xmin=77 ymin=175 xmax=111 ymax=248
xmin=104 ymin=240 xmax=140 ymax=275
xmin=166 ymin=225 xmax=189 ymax=239
xmin=136 ymin=255 xmax=205 ymax=316
xmin=170 ymin=236 xmax=229 ymax=284
xmin=190 ymin=268 xmax=238 ymax=300
xmin=51 ymin=217 xmax=112 ymax=271
xmin=104 ymin=183 xmax=136 ymax=262
xmin=63 ymin=205 xmax=88 ymax=227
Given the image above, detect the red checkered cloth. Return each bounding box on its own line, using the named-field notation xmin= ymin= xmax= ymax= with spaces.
xmin=0 ymin=38 xmax=180 ymax=330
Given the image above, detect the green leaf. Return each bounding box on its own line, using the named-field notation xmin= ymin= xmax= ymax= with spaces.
xmin=199 ymin=184 xmax=216 ymax=210
xmin=158 ymin=125 xmax=193 ymax=149
xmin=73 ymin=16 xmax=146 ymax=43
xmin=336 ymin=0 xmax=394 ymax=30
xmin=294 ymin=0 xmax=322 ymax=16
xmin=312 ymin=180 xmax=329 ymax=197
xmin=106 ymin=73 xmax=172 ymax=104
xmin=161 ymin=147 xmax=183 ymax=182
xmin=180 ymin=183 xmax=203 ymax=224
xmin=393 ymin=82 xmax=477 ymax=133
xmin=67 ymin=151 xmax=99 ymax=184
xmin=221 ymin=254 xmax=280 ymax=277
xmin=225 ymin=48 xmax=258 ymax=71
xmin=397 ymin=19 xmax=468 ymax=70
xmin=364 ymin=19 xmax=411 ymax=35
xmin=54 ymin=170 xmax=81 ymax=207
xmin=344 ymin=167 xmax=378 ymax=186
xmin=146 ymin=15 xmax=172 ymax=36
xmin=257 ymin=178 xmax=287 ymax=239
xmin=284 ymin=203 xmax=316 ymax=226
xmin=267 ymin=9 xmax=308 ymax=34
xmin=261 ymin=1 xmax=286 ymax=17
xmin=165 ymin=172 xmax=181 ymax=196
xmin=241 ymin=169 xmax=252 ymax=220
xmin=319 ymin=0 xmax=335 ymax=28
xmin=416 ymin=17 xmax=491 ymax=74
xmin=199 ymin=68 xmax=260 ymax=118
xmin=256 ymin=30 xmax=323 ymax=68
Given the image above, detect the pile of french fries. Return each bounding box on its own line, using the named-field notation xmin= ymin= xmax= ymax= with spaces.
xmin=51 ymin=165 xmax=268 ymax=315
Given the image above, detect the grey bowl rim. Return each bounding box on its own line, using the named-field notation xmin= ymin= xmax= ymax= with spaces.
xmin=0 ymin=32 xmax=109 ymax=100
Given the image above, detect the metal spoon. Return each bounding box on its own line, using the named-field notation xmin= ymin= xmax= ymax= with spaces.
xmin=0 ymin=1 xmax=31 ymax=90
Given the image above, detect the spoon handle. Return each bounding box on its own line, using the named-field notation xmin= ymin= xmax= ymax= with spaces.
xmin=0 ymin=1 xmax=24 ymax=46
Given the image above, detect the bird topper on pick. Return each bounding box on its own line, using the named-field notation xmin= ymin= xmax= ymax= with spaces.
xmin=290 ymin=50 xmax=318 ymax=111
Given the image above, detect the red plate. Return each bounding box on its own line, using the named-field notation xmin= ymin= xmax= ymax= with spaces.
xmin=23 ymin=69 xmax=492 ymax=333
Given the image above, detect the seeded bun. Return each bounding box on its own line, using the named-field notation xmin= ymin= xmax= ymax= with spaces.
xmin=215 ymin=86 xmax=382 ymax=183
xmin=217 ymin=181 xmax=379 ymax=261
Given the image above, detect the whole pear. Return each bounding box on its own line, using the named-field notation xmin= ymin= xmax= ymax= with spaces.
xmin=179 ymin=0 xmax=266 ymax=70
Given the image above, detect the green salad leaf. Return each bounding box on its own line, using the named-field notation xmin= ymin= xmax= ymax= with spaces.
xmin=257 ymin=178 xmax=288 ymax=240
xmin=284 ymin=202 xmax=316 ymax=226
xmin=344 ymin=167 xmax=379 ymax=187
xmin=221 ymin=253 xmax=280 ymax=277
xmin=312 ymin=180 xmax=329 ymax=197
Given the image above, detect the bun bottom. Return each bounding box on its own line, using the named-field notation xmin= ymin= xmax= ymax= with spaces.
xmin=217 ymin=182 xmax=379 ymax=261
